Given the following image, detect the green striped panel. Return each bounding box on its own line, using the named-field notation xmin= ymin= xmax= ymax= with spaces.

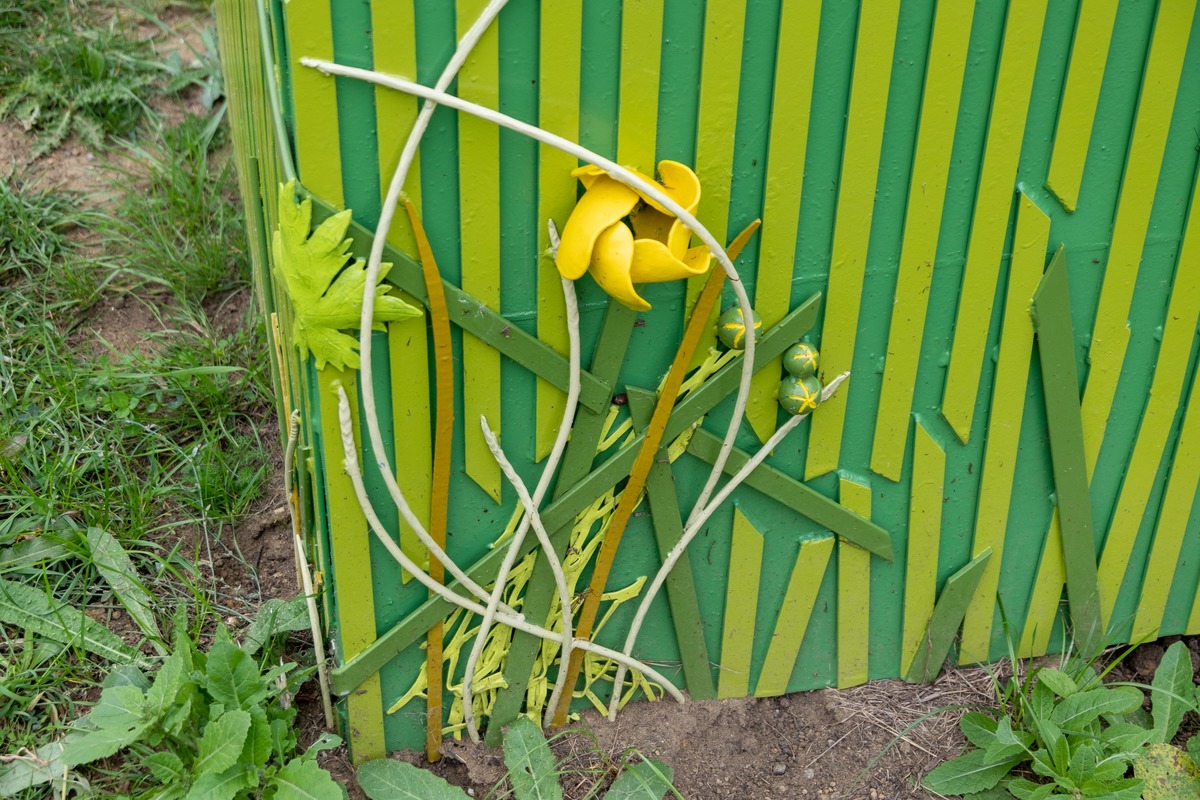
xmin=755 ymin=536 xmax=835 ymax=698
xmin=616 ymin=0 xmax=662 ymax=169
xmin=805 ymin=0 xmax=902 ymax=479
xmin=940 ymin=0 xmax=1047 ymax=444
xmin=388 ymin=322 xmax=432 ymax=582
xmin=718 ymin=507 xmax=762 ymax=699
xmin=372 ymin=1 xmax=422 ymax=257
xmin=837 ymin=478 xmax=871 ymax=689
xmin=283 ymin=0 xmax=342 ymax=205
xmin=901 ymin=420 xmax=945 ymax=676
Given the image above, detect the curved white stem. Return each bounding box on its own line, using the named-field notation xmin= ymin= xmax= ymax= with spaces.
xmin=334 ymin=386 xmax=685 ymax=705
xmin=461 ymin=271 xmax=580 ymax=742
xmin=607 ymin=373 xmax=851 ymax=716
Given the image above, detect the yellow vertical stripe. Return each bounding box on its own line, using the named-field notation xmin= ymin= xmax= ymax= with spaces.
xmin=941 ymin=0 xmax=1047 ymax=444
xmin=870 ymin=0 xmax=975 ymax=480
xmin=686 ymin=0 xmax=746 ymax=368
xmin=457 ymin=0 xmax=503 ymax=501
xmin=283 ymin=0 xmax=342 ymax=205
xmin=616 ymin=0 xmax=662 ymax=169
xmin=718 ymin=508 xmax=763 ymax=699
xmin=316 ymin=370 xmax=385 ymax=761
xmin=755 ymin=537 xmax=835 ymax=697
xmin=1019 ymin=516 xmax=1066 ymax=658
xmin=837 ymin=479 xmax=871 ymax=689
xmin=902 ymin=421 xmax=945 ymax=675
xmin=805 ymin=0 xmax=902 ymax=479
xmin=1044 ymin=0 xmax=1120 ymax=212
xmin=373 ymin=0 xmax=422 ymax=257
xmin=959 ymin=194 xmax=1049 ymax=664
xmin=1079 ymin=0 xmax=1197 ymax=474
xmin=747 ymin=0 xmax=822 ymax=444
xmin=535 ymin=0 xmax=582 ymax=461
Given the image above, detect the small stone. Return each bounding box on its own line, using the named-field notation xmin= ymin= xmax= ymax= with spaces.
xmin=804 ymin=768 xmax=815 ymax=779
xmin=773 ymin=763 xmax=787 ymax=776
xmin=777 ymin=696 xmax=791 ymax=709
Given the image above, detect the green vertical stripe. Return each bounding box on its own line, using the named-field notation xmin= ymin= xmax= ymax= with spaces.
xmin=718 ymin=507 xmax=762 ymax=699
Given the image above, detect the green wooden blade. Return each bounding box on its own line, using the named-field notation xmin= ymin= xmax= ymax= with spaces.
xmin=905 ymin=548 xmax=993 ymax=683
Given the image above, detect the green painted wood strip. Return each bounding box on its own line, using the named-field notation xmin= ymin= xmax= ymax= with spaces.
xmin=315 ymin=368 xmax=384 ymax=761
xmin=686 ymin=0 xmax=746 ymax=368
xmin=1030 ymin=247 xmax=1103 ymax=655
xmin=747 ymin=0 xmax=822 ymax=445
xmin=627 ymin=387 xmax=715 ymax=700
xmin=837 ymin=479 xmax=871 ymax=689
xmin=901 ymin=420 xmax=944 ymax=677
xmin=959 ymin=194 xmax=1049 ymax=664
xmin=719 ymin=507 xmax=763 ymax=699
xmin=687 ymin=429 xmax=893 ymax=561
xmin=755 ymin=536 xmax=835 ymax=698
xmin=1043 ymin=0 xmax=1119 ymax=213
xmin=332 ymin=294 xmax=819 ymax=694
xmin=372 ymin=0 xmax=421 ymax=257
xmin=535 ymin=0 xmax=583 ymax=462
xmin=1079 ymin=0 xmax=1197 ymax=473
xmin=305 ymin=194 xmax=612 ymax=413
xmin=483 ymin=304 xmax=638 ymax=744
xmin=940 ymin=0 xmax=1048 ymax=444
xmin=869 ymin=0 xmax=976 ymax=480
xmin=388 ymin=322 xmax=432 ymax=583
xmin=616 ymin=0 xmax=662 ymax=170
xmin=905 ymin=548 xmax=992 ymax=682
xmin=458 ymin=0 xmax=503 ymax=502
xmin=804 ymin=0 xmax=902 ymax=478
xmin=282 ymin=0 xmax=342 ymax=205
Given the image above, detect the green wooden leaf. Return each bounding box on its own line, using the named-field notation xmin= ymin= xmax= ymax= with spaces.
xmin=270 ymin=757 xmax=344 ymax=800
xmin=194 ymin=710 xmax=252 ymax=776
xmin=502 ymin=718 xmax=563 ymax=800
xmin=1049 ymin=687 xmax=1143 ymax=730
xmin=921 ymin=750 xmax=1023 ymax=795
xmin=272 ymin=181 xmax=421 ymax=371
xmin=356 ymin=759 xmax=470 ymax=800
xmin=604 ymin=759 xmax=675 ymax=799
xmin=86 ymin=527 xmax=165 ymax=652
xmin=1135 ymin=744 xmax=1200 ymax=800
xmin=1150 ymin=641 xmax=1194 ymax=743
xmin=1035 ymin=668 xmax=1078 ymax=698
xmin=0 ymin=577 xmax=137 ymax=663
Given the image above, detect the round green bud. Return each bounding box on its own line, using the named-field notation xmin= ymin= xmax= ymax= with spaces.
xmin=783 ymin=342 xmax=819 ymax=378
xmin=778 ymin=375 xmax=823 ymax=416
xmin=717 ymin=306 xmax=763 ymax=351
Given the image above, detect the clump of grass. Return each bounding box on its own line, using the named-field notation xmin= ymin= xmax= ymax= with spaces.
xmin=0 ymin=174 xmax=87 ymax=275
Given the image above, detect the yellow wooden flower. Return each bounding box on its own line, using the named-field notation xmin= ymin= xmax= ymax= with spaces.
xmin=556 ymin=160 xmax=711 ymax=311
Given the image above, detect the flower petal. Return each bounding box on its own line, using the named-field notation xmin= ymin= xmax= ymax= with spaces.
xmin=629 ymin=240 xmax=711 ymax=283
xmin=588 ymin=222 xmax=651 ymax=311
xmin=556 ymin=176 xmax=640 ymax=280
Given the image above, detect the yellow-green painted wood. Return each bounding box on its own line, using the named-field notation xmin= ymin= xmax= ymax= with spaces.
xmin=805 ymin=0 xmax=902 ymax=479
xmin=457 ymin=0 xmax=503 ymax=502
xmin=1019 ymin=519 xmax=1065 ymax=658
xmin=1079 ymin=0 xmax=1197 ymax=477
xmin=282 ymin=0 xmax=342 ymax=205
xmin=535 ymin=0 xmax=582 ymax=462
xmin=1044 ymin=0 xmax=1119 ymax=213
xmin=906 ymin=549 xmax=992 ymax=683
xmin=755 ymin=536 xmax=835 ymax=698
xmin=686 ymin=0 xmax=746 ymax=369
xmin=940 ymin=0 xmax=1048 ymax=444
xmin=959 ymin=194 xmax=1049 ymax=664
xmin=837 ymin=479 xmax=871 ymax=689
xmin=901 ymin=420 xmax=945 ymax=676
xmin=316 ymin=369 xmax=384 ymax=761
xmin=747 ymin=0 xmax=821 ymax=445
xmin=372 ymin=1 xmax=420 ymax=257
xmin=870 ymin=0 xmax=975 ymax=480
xmin=718 ymin=507 xmax=763 ymax=699
xmin=388 ymin=322 xmax=432 ymax=584
xmin=616 ymin=0 xmax=662 ymax=171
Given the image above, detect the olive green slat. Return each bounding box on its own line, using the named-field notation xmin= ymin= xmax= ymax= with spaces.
xmin=755 ymin=536 xmax=835 ymax=698
xmin=535 ymin=0 xmax=582 ymax=462
xmin=306 ymin=194 xmax=612 ymax=413
xmin=627 ymin=387 xmax=715 ymax=700
xmin=940 ymin=0 xmax=1047 ymax=444
xmin=372 ymin=0 xmax=421 ymax=257
xmin=901 ymin=420 xmax=944 ymax=676
xmin=905 ymin=549 xmax=992 ymax=683
xmin=1079 ymin=0 xmax=1196 ymax=472
xmin=333 ymin=295 xmax=820 ymax=694
xmin=616 ymin=0 xmax=662 ymax=169
xmin=1029 ymin=248 xmax=1102 ymax=655
xmin=959 ymin=194 xmax=1049 ymax=664
xmin=837 ymin=479 xmax=871 ymax=689
xmin=388 ymin=322 xmax=432 ymax=582
xmin=804 ymin=0 xmax=901 ymax=478
xmin=870 ymin=0 xmax=975 ymax=480
xmin=747 ymin=0 xmax=821 ymax=444
xmin=283 ymin=0 xmax=342 ymax=205
xmin=483 ymin=304 xmax=637 ymax=744
xmin=687 ymin=430 xmax=893 ymax=561
xmin=685 ymin=0 xmax=746 ymax=368
xmin=315 ymin=369 xmax=384 ymax=760
xmin=1043 ymin=0 xmax=1119 ymax=213
xmin=719 ymin=508 xmax=763 ymax=699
